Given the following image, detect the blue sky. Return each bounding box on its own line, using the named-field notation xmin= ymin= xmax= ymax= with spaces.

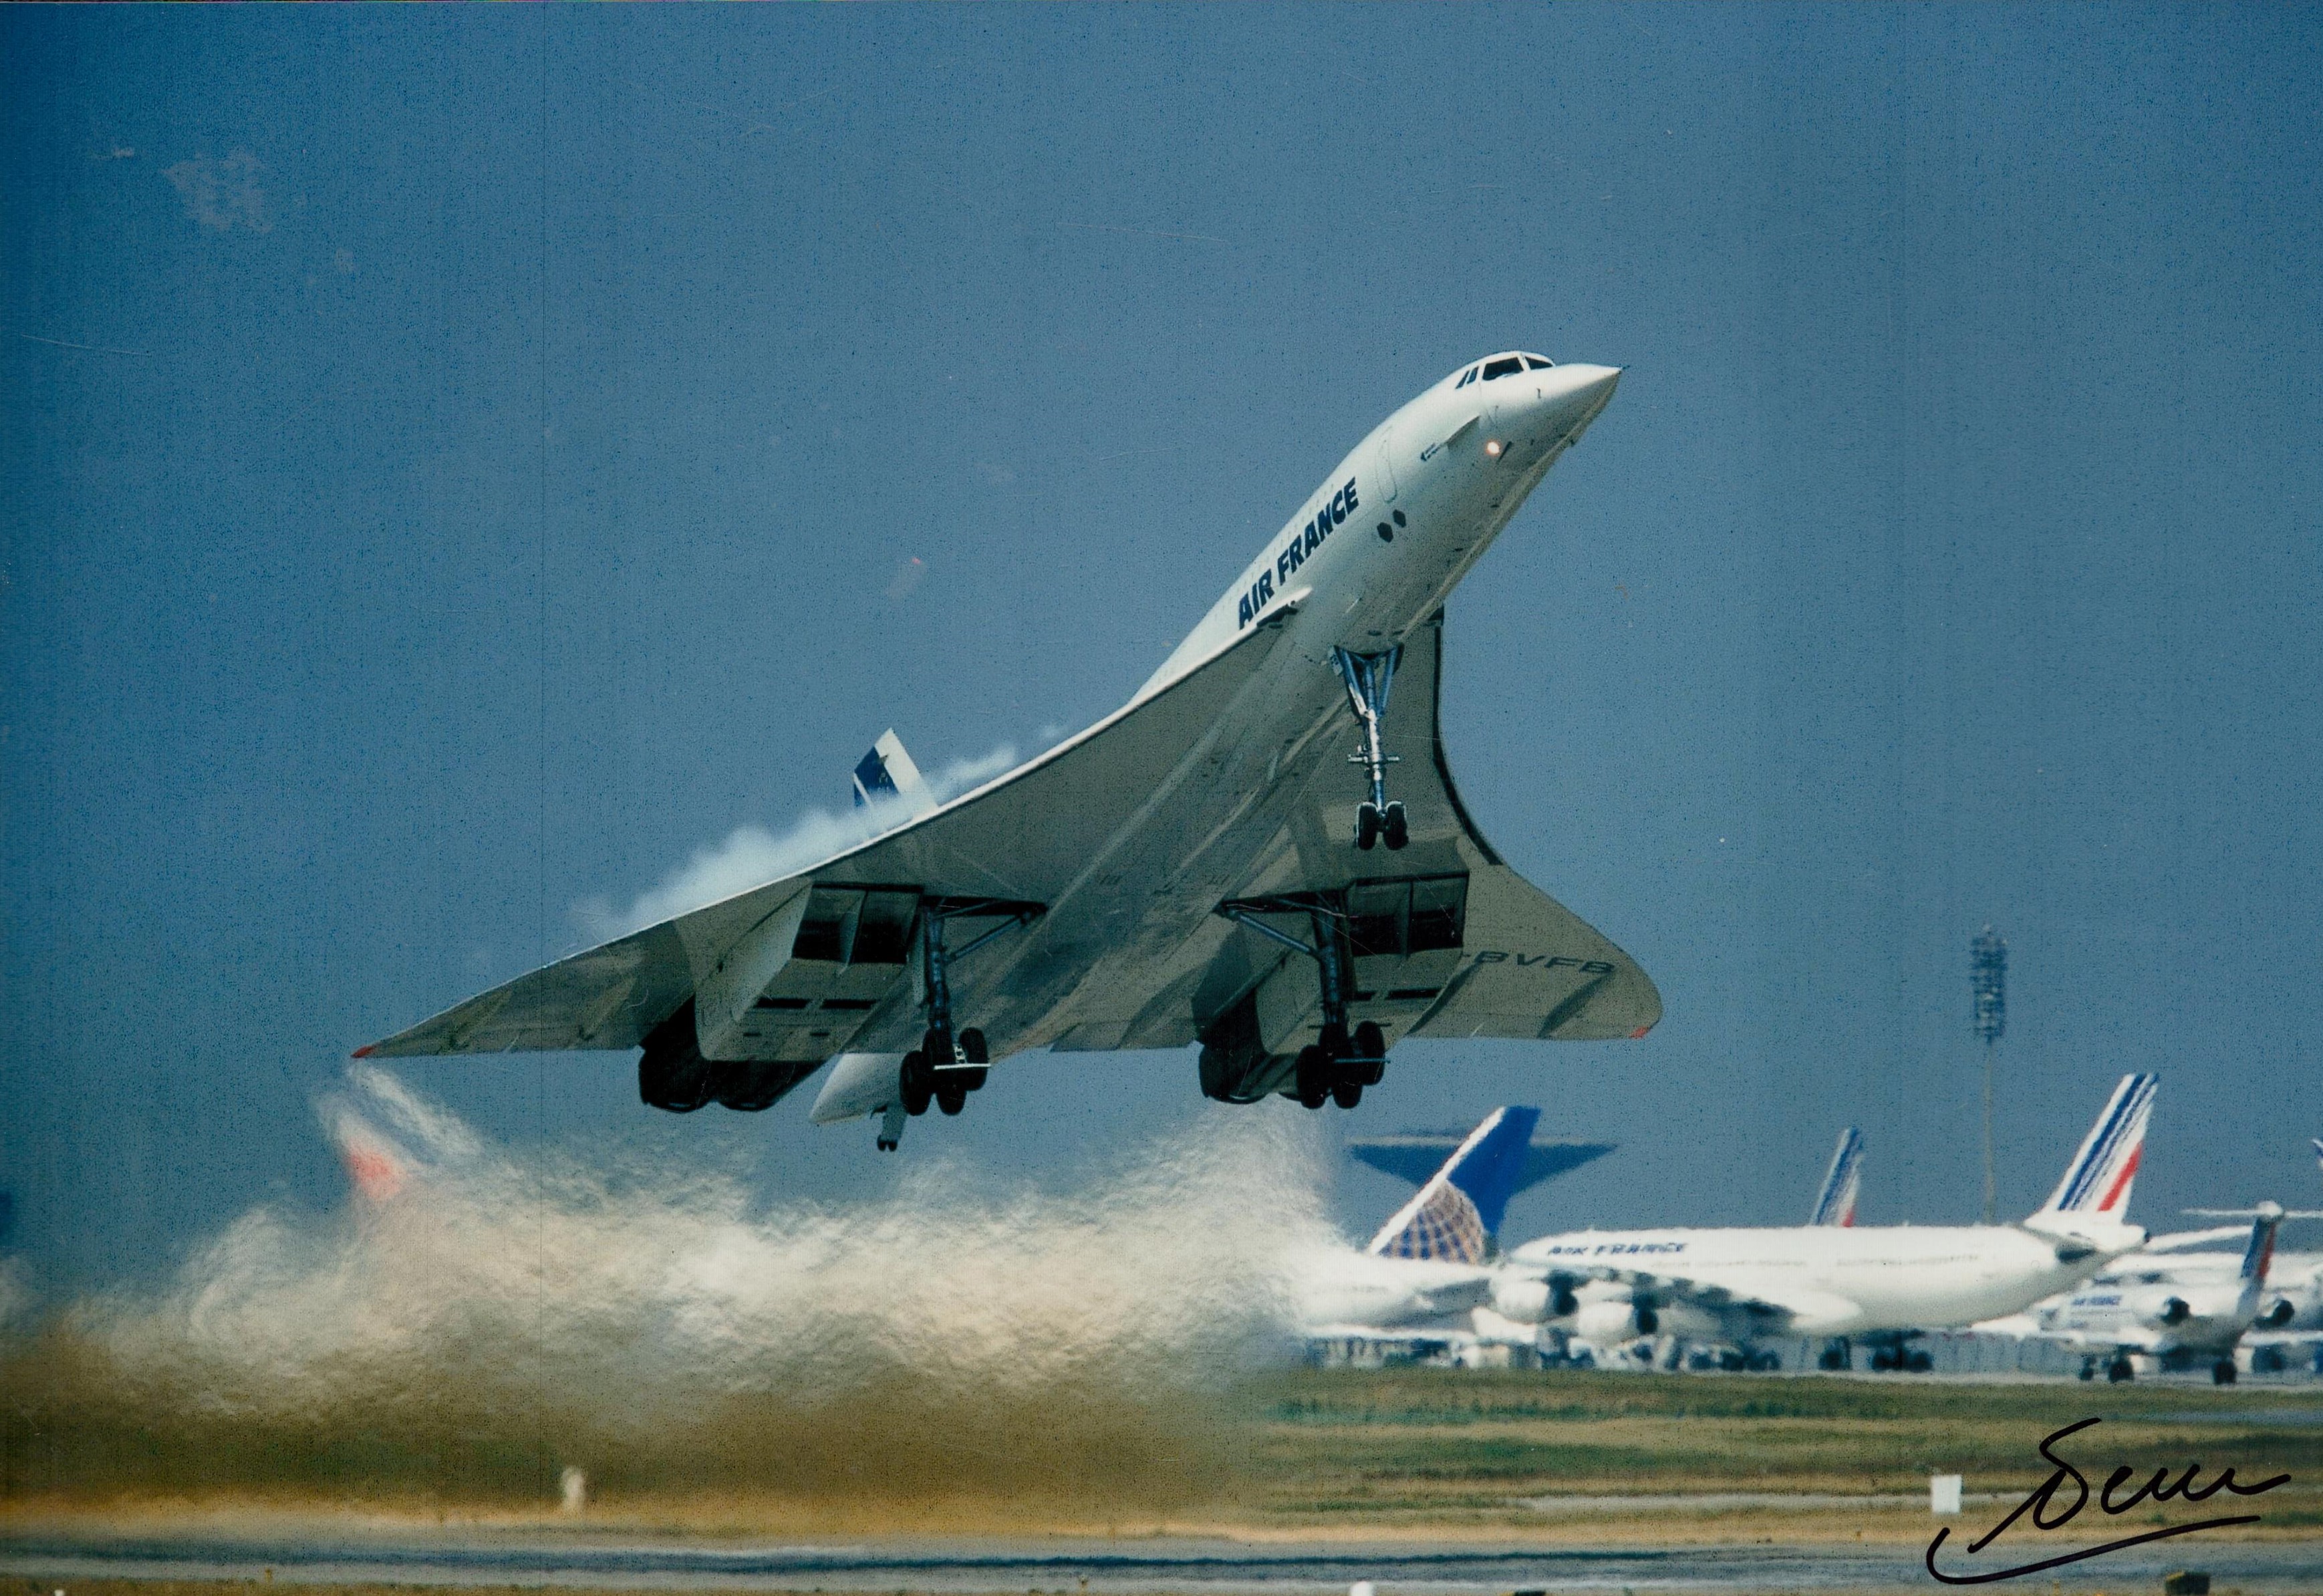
xmin=5 ymin=5 xmax=2320 ymax=1287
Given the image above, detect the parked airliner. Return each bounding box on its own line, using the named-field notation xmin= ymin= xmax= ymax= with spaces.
xmin=1296 ymin=1105 xmax=1553 ymax=1343
xmin=1485 ymin=1075 xmax=2157 ymax=1370
xmin=362 ymin=355 xmax=1659 ymax=1149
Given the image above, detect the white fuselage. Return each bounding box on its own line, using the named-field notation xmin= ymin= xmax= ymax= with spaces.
xmin=1504 ymin=1220 xmax=2138 ymax=1340
xmin=920 ymin=356 xmax=1623 ymax=1062
xmin=1289 ymin=1246 xmax=1494 ymax=1334
xmin=1139 ymin=360 xmax=1621 ymax=704
xmin=2030 ymin=1248 xmax=2318 ymax=1356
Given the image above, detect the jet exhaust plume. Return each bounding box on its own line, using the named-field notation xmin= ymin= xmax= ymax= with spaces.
xmin=575 ymin=742 xmax=1021 ymax=940
xmin=2 ymin=1069 xmax=1332 ymax=1514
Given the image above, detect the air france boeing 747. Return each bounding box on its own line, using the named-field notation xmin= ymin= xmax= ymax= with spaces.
xmin=362 ymin=355 xmax=1659 ymax=1146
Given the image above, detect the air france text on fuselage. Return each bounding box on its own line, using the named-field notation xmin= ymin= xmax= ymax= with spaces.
xmin=1238 ymin=476 xmax=1359 ymax=630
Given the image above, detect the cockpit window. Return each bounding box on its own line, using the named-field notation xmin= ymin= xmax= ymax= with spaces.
xmin=1482 ymin=356 xmax=1524 ymax=380
xmin=1524 ymin=355 xmax=1554 ymax=370
xmin=1455 ymin=366 xmax=1479 ymax=388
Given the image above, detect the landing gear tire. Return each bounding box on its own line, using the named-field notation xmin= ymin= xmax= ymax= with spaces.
xmin=2213 ymin=1359 xmax=2237 ymax=1385
xmin=2106 ymin=1355 xmax=2135 ymax=1383
xmin=901 ymin=1050 xmax=934 ymax=1116
xmin=1356 ymin=803 xmax=1381 ymax=851
xmin=1381 ymin=801 xmax=1409 ymax=851
xmin=1905 ymin=1349 xmax=1933 ymax=1373
xmin=1331 ymin=1076 xmax=1363 ymax=1109
xmin=1294 ymin=1045 xmax=1331 ymax=1109
xmin=958 ymin=1027 xmax=989 ymax=1065
xmin=1351 ymin=1021 xmax=1387 ymax=1083
xmin=2078 ymin=1358 xmax=2097 ymax=1382
xmin=922 ymin=1026 xmax=956 ymax=1068
xmin=936 ymin=1077 xmax=969 ymax=1115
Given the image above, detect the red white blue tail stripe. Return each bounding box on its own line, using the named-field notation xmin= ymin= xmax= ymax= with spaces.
xmin=1809 ymin=1126 xmax=1863 ymax=1227
xmin=2038 ymin=1073 xmax=2157 ymax=1217
xmin=1367 ymin=1105 xmax=1540 ymax=1262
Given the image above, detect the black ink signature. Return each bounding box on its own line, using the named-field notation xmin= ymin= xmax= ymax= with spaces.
xmin=1926 ymin=1416 xmax=2290 ymax=1584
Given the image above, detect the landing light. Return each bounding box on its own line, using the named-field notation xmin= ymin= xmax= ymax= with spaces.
xmin=1484 ymin=438 xmax=1504 ymax=458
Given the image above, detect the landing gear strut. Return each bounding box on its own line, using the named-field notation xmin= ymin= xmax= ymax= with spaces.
xmin=894 ymin=897 xmax=1041 ymax=1135
xmin=1216 ymin=893 xmax=1387 ymax=1108
xmin=1335 ymin=646 xmax=1408 ymax=851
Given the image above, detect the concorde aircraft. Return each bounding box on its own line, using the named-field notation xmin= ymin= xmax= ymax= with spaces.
xmin=1484 ymin=1075 xmax=2157 ymax=1371
xmin=359 ymin=354 xmax=1659 ymax=1146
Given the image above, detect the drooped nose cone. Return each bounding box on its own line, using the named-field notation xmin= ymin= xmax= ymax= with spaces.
xmin=1537 ymin=364 xmax=1621 ymax=438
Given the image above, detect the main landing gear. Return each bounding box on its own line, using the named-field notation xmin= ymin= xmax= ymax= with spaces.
xmin=1335 ymin=646 xmax=1408 ymax=851
xmin=1216 ymin=894 xmax=1387 ymax=1109
xmin=892 ymin=897 xmax=1042 ymax=1142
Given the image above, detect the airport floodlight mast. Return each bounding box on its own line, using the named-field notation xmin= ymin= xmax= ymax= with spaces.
xmin=1971 ymin=926 xmax=2008 ymax=1224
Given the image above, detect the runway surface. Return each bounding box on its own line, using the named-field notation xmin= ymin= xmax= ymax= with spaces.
xmin=6 ymin=1531 xmax=2320 ymax=1594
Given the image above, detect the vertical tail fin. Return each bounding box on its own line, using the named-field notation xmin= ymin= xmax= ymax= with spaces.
xmin=2035 ymin=1073 xmax=2158 ymax=1220
xmin=2235 ymin=1206 xmax=2284 ymax=1323
xmin=1367 ymin=1105 xmax=1541 ymax=1262
xmin=1809 ymin=1127 xmax=1864 ymax=1227
xmin=851 ymin=729 xmax=936 ymax=817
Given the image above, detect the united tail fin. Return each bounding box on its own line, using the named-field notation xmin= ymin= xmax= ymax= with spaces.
xmin=1809 ymin=1126 xmax=1864 ymax=1227
xmin=1367 ymin=1105 xmax=1540 ymax=1262
xmin=2033 ymin=1073 xmax=2158 ymax=1222
xmin=851 ymin=729 xmax=936 ymax=817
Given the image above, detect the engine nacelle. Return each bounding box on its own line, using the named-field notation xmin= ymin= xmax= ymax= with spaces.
xmin=1572 ymin=1299 xmax=1654 ymax=1341
xmin=1491 ymin=1276 xmax=1552 ymax=1323
xmin=2256 ymin=1297 xmax=2296 ymax=1330
xmin=2151 ymin=1295 xmax=2193 ymax=1328
xmin=1195 ymin=993 xmax=1296 ymax=1103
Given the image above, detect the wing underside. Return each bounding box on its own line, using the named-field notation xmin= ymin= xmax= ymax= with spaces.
xmin=362 ymin=606 xmax=1658 ymax=1089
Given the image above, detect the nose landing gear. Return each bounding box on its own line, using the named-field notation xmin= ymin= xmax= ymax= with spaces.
xmin=1335 ymin=646 xmax=1408 ymax=851
xmin=1218 ymin=894 xmax=1387 ymax=1109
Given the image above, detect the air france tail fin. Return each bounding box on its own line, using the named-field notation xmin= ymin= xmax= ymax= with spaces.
xmin=2034 ymin=1073 xmax=2158 ymax=1221
xmin=851 ymin=729 xmax=936 ymax=817
xmin=2235 ymin=1207 xmax=2284 ymax=1323
xmin=1367 ymin=1105 xmax=1541 ymax=1263
xmin=1810 ymin=1127 xmax=1864 ymax=1227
